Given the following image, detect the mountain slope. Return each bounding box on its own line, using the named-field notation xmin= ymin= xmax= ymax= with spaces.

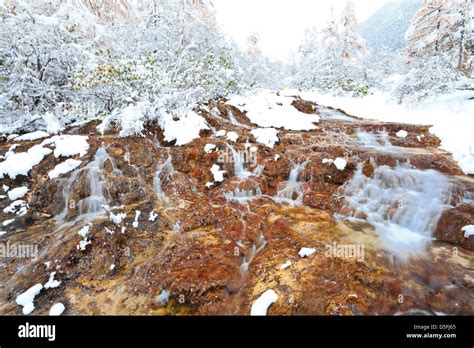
xmin=360 ymin=0 xmax=421 ymax=52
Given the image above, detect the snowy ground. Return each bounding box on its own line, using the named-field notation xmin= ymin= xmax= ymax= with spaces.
xmin=298 ymin=90 xmax=474 ymax=175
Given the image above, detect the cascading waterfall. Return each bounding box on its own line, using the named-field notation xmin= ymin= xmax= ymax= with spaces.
xmin=274 ymin=161 xmax=308 ymax=206
xmin=342 ymin=163 xmax=453 ymax=259
xmin=56 ymin=146 xmax=110 ymax=224
xmin=224 ymin=187 xmax=263 ymax=204
xmin=356 ymin=130 xmax=393 ymax=150
xmin=227 ymin=109 xmax=239 ymax=126
xmin=318 ymin=106 xmax=361 ymax=122
xmin=227 ymin=144 xmax=252 ymax=179
xmin=153 ymin=154 xmax=174 ymax=204
xmin=240 ymin=232 xmax=266 ymax=274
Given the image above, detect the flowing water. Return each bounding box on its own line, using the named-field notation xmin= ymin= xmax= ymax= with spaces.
xmin=1 ymin=95 xmax=472 ymax=316
xmin=274 ymin=161 xmax=308 ymax=206
xmin=342 ymin=163 xmax=453 ymax=260
xmin=227 ymin=144 xmax=252 ymax=179
xmin=56 ymin=146 xmax=110 ymax=225
xmin=153 ymin=154 xmax=175 ymax=204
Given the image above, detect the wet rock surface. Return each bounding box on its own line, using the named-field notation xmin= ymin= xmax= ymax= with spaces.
xmin=0 ymin=97 xmax=473 ymax=316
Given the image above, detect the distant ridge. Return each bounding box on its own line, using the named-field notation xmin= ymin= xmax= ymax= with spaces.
xmin=360 ymin=0 xmax=421 ymax=52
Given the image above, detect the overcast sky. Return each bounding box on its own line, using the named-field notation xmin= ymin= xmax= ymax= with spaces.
xmin=213 ymin=0 xmax=387 ymax=61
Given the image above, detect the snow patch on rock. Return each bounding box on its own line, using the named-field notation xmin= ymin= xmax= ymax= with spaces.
xmin=227 ymin=90 xmax=319 ymax=131
xmin=299 ymin=247 xmax=316 ymax=258
xmin=16 ymin=284 xmax=43 ymax=315
xmin=0 ymin=145 xmax=52 ymax=179
xmin=462 ymin=225 xmax=474 ymax=238
xmin=251 ymin=128 xmax=279 ymax=148
xmin=48 ymin=159 xmax=82 ymax=179
xmin=49 ymin=303 xmax=65 ymax=316
xmin=250 ymin=289 xmax=278 ymax=316
xmin=211 ymin=164 xmax=226 ymax=182
xmin=14 ymin=131 xmax=50 ymax=142
xmin=396 ymin=130 xmax=408 ymax=138
xmin=334 ymin=158 xmax=348 ymax=171
xmin=8 ymin=186 xmax=29 ymax=201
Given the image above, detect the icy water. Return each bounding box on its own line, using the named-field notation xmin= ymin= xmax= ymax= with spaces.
xmin=342 ymin=163 xmax=453 ymax=260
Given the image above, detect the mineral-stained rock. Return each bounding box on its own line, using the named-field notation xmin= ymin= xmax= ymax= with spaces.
xmin=0 ymin=97 xmax=472 ymax=317
xmin=291 ymin=99 xmax=316 ymax=114
xmin=29 ymin=179 xmax=65 ymax=216
xmin=434 ymin=204 xmax=474 ymax=251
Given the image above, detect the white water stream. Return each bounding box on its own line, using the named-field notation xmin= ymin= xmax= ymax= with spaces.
xmin=342 ymin=163 xmax=453 ymax=259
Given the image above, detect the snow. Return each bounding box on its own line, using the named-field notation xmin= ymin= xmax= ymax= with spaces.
xmin=43 ymin=135 xmax=90 ymax=158
xmin=227 ymin=90 xmax=320 ymax=131
xmin=205 ymin=182 xmax=214 ymax=188
xmin=43 ymin=113 xmax=63 ymax=135
xmin=78 ymin=239 xmax=91 ymax=251
xmin=250 ymin=289 xmax=278 ymax=316
xmin=462 ymin=225 xmax=474 ymax=238
xmin=274 ymin=155 xmax=280 ymax=161
xmin=396 ymin=130 xmax=408 ymax=138
xmin=78 ymin=224 xmax=91 ymax=238
xmin=77 ymin=224 xmax=92 ymax=251
xmin=49 ymin=303 xmax=65 ymax=316
xmin=48 ymin=159 xmax=82 ymax=179
xmin=323 ymin=159 xmax=333 ymax=164
xmin=14 ymin=131 xmax=50 ymax=142
xmin=161 ymin=110 xmax=209 ymax=146
xmin=211 ymin=164 xmax=226 ymax=182
xmin=110 ymin=212 xmax=126 ymax=225
xmin=156 ymin=290 xmax=170 ymax=306
xmin=2 ymin=185 xmax=9 ymax=192
xmin=117 ymin=102 xmax=151 ymax=137
xmin=2 ymin=219 xmax=15 ymax=227
xmin=44 ymin=272 xmax=61 ymax=289
xmin=0 ymin=231 xmax=6 ymax=237
xmin=251 ymin=128 xmax=279 ymax=148
xmin=149 ymin=211 xmax=158 ymax=222
xmin=3 ymin=144 xmax=20 ymax=159
xmin=280 ymin=261 xmax=292 ymax=270
xmin=133 ymin=210 xmax=141 ymax=228
xmin=16 ymin=284 xmax=43 ymax=315
xmin=110 ymin=264 xmax=116 ymax=271
xmin=305 ymin=91 xmax=474 ymax=175
xmin=8 ymin=186 xmax=29 ymax=200
xmin=0 ymin=145 xmax=52 ymax=179
xmin=7 ymin=134 xmax=19 ymax=141
xmin=215 ymin=130 xmax=226 ymax=137
xmin=3 ymin=200 xmax=26 ymax=215
xmin=299 ymin=247 xmax=316 ymax=258
xmin=204 ymin=144 xmax=216 ymax=153
xmin=227 ymin=131 xmax=239 ymax=142
xmin=334 ymin=158 xmax=348 ymax=171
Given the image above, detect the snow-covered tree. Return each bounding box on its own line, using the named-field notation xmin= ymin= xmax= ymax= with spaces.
xmin=396 ymin=0 xmax=473 ymax=102
xmin=247 ymin=32 xmax=262 ymax=62
xmin=406 ymin=0 xmax=472 ymax=70
xmin=340 ymin=0 xmax=367 ymax=62
xmin=1 ymin=0 xmax=272 ymax=135
xmin=0 ymin=1 xmax=92 ymax=128
xmin=296 ymin=2 xmax=370 ymax=96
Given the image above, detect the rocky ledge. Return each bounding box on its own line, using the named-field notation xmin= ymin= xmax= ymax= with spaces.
xmin=0 ymin=95 xmax=473 ymax=316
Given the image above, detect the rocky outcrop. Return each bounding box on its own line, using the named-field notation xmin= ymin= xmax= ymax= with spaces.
xmin=435 ymin=204 xmax=474 ymax=250
xmin=0 ymin=95 xmax=473 ymax=316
